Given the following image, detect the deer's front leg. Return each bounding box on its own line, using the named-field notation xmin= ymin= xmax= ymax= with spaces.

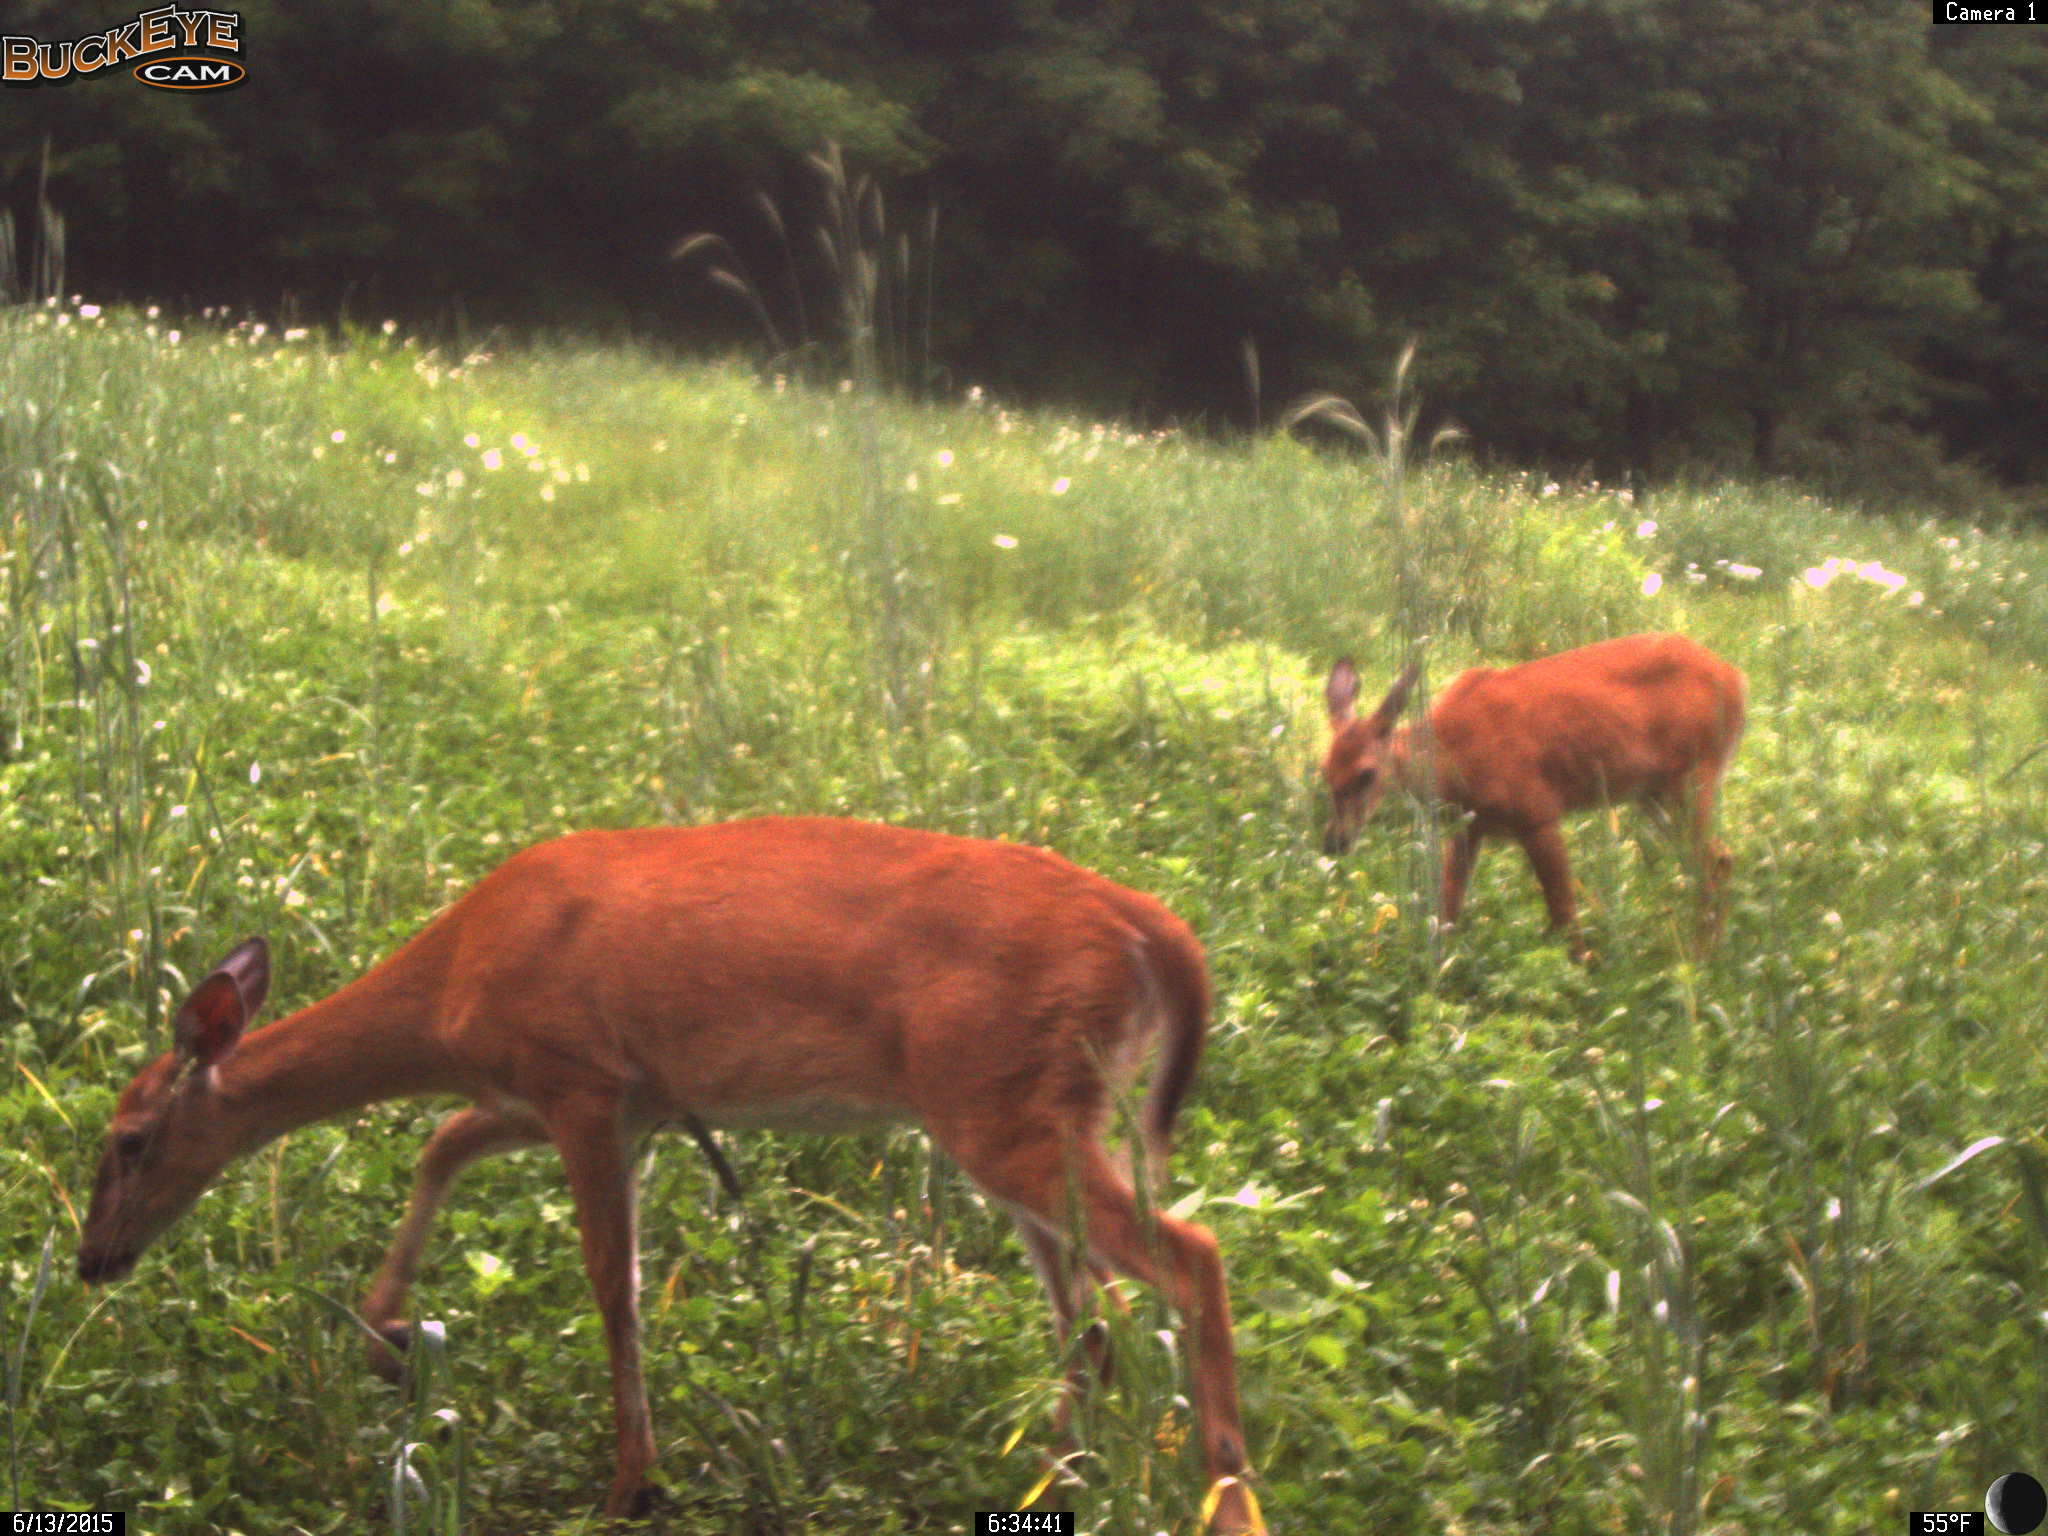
xmin=1517 ymin=820 xmax=1588 ymax=960
xmin=362 ymin=1103 xmax=546 ymax=1380
xmin=549 ymin=1095 xmax=656 ymax=1519
xmin=1440 ymin=822 xmax=1485 ymax=926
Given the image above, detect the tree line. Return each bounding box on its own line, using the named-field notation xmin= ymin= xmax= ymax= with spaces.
xmin=3 ymin=0 xmax=2044 ymax=505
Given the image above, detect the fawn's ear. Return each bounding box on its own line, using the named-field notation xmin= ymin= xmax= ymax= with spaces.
xmin=1325 ymin=658 xmax=1361 ymax=723
xmin=1371 ymin=661 xmax=1422 ymax=731
xmin=173 ymin=938 xmax=269 ymax=1067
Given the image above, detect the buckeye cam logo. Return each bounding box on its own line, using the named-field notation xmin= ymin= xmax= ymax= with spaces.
xmin=2 ymin=7 xmax=246 ymax=92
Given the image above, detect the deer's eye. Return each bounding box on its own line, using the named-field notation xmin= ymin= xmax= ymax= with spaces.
xmin=1346 ymin=767 xmax=1378 ymax=794
xmin=116 ymin=1130 xmax=148 ymax=1160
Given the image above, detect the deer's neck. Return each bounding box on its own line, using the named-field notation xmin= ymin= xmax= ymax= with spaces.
xmin=216 ymin=931 xmax=462 ymax=1153
xmin=1389 ymin=726 xmax=1427 ymax=799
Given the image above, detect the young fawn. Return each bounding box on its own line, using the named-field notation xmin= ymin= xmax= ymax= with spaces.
xmin=1321 ymin=633 xmax=1746 ymax=957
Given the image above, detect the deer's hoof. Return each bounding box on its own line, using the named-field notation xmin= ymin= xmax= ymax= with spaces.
xmin=366 ymin=1321 xmax=411 ymax=1383
xmin=602 ymin=1478 xmax=665 ymax=1523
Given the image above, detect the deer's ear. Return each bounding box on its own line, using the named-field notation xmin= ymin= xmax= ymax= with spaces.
xmin=173 ymin=938 xmax=268 ymax=1067
xmin=215 ymin=937 xmax=270 ymax=1017
xmin=1372 ymin=661 xmax=1423 ymax=729
xmin=1325 ymin=658 xmax=1361 ymax=723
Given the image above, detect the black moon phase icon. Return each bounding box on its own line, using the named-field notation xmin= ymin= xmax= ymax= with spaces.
xmin=1987 ymin=1471 xmax=2047 ymax=1535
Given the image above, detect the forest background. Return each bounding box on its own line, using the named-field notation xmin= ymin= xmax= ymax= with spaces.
xmin=3 ymin=0 xmax=2045 ymax=508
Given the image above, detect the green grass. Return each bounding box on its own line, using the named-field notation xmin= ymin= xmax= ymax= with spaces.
xmin=3 ymin=299 xmax=2046 ymax=1535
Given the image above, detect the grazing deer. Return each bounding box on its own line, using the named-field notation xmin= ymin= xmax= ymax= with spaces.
xmin=1321 ymin=633 xmax=1745 ymax=957
xmin=78 ymin=818 xmax=1259 ymax=1532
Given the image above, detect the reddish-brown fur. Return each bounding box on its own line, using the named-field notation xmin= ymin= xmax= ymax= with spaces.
xmin=78 ymin=818 xmax=1258 ymax=1532
xmin=1321 ymin=633 xmax=1746 ymax=956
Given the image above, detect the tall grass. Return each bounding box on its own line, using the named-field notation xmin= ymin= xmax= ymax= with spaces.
xmin=675 ymin=144 xmax=945 ymax=724
xmin=2 ymin=302 xmax=2044 ymax=1533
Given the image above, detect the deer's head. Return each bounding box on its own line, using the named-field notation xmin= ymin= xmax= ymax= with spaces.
xmin=1319 ymin=659 xmax=1420 ymax=855
xmin=78 ymin=938 xmax=268 ymax=1283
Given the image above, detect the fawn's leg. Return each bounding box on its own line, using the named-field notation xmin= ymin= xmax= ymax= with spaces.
xmin=1690 ymin=765 xmax=1734 ymax=947
xmin=1441 ymin=822 xmax=1485 ymax=925
xmin=1517 ymin=820 xmax=1587 ymax=960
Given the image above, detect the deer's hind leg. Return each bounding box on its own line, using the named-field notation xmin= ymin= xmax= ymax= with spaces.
xmin=1013 ymin=1212 xmax=1123 ymax=1465
xmin=942 ymin=1116 xmax=1255 ymax=1534
xmin=1645 ymin=764 xmax=1733 ymax=949
xmin=1687 ymin=760 xmax=1734 ymax=946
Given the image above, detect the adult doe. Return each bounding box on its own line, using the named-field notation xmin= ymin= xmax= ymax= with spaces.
xmin=79 ymin=817 xmax=1259 ymax=1531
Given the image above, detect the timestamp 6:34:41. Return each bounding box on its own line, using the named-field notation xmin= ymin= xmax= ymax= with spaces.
xmin=975 ymin=1514 xmax=1075 ymax=1536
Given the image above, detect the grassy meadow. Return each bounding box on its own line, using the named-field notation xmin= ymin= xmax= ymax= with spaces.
xmin=3 ymin=301 xmax=2046 ymax=1535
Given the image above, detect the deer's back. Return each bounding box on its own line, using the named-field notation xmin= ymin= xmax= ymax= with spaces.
xmin=423 ymin=818 xmax=1196 ymax=1121
xmin=1430 ymin=634 xmax=1745 ymax=826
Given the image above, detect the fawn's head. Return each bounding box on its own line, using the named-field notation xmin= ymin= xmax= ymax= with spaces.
xmin=1319 ymin=659 xmax=1420 ymax=855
